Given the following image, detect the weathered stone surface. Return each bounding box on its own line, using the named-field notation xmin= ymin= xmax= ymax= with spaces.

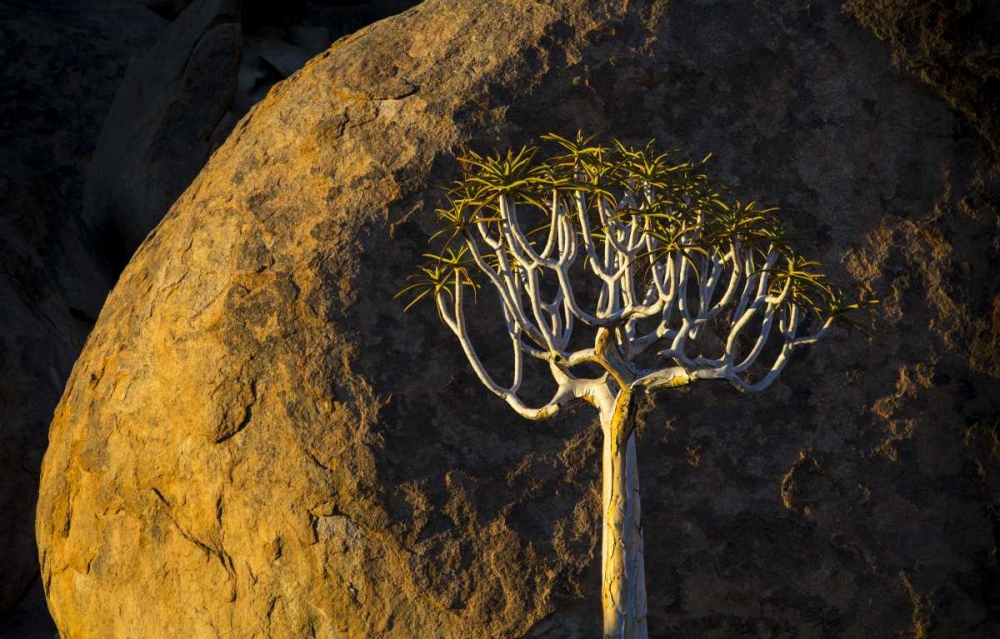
xmin=0 ymin=0 xmax=166 ymax=620
xmin=37 ymin=1 xmax=1000 ymax=638
xmin=845 ymin=0 xmax=1000 ymax=163
xmin=0 ymin=0 xmax=424 ymax=633
xmin=82 ymin=0 xmax=242 ymax=270
xmin=0 ymin=0 xmax=424 ymax=632
xmin=81 ymin=0 xmax=426 ymax=274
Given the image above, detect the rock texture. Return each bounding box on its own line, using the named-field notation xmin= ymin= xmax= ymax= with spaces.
xmin=82 ymin=0 xmax=243 ymax=270
xmin=83 ymin=0 xmax=424 ymax=272
xmin=0 ymin=223 xmax=77 ymax=615
xmin=37 ymin=0 xmax=1000 ymax=638
xmin=0 ymin=0 xmax=166 ymax=619
xmin=0 ymin=0 xmax=420 ymax=631
xmin=844 ymin=0 xmax=1000 ymax=162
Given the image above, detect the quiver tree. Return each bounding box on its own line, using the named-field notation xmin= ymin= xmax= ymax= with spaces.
xmin=400 ymin=133 xmax=874 ymax=639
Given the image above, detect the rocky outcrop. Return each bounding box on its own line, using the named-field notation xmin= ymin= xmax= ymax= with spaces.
xmin=36 ymin=0 xmax=1000 ymax=637
xmin=0 ymin=0 xmax=166 ymax=621
xmin=82 ymin=0 xmax=423 ymax=272
xmin=82 ymin=0 xmax=243 ymax=271
xmin=0 ymin=223 xmax=77 ymax=614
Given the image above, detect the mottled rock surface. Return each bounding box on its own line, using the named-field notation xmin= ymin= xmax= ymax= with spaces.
xmin=0 ymin=0 xmax=419 ymax=631
xmin=83 ymin=0 xmax=424 ymax=272
xmin=37 ymin=1 xmax=1000 ymax=638
xmin=0 ymin=0 xmax=166 ymax=619
xmin=844 ymin=0 xmax=1000 ymax=161
xmin=82 ymin=0 xmax=243 ymax=270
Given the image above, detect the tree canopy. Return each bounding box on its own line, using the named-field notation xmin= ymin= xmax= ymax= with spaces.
xmin=400 ymin=132 xmax=876 ymax=407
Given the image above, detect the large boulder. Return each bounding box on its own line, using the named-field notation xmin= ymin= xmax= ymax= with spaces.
xmin=0 ymin=0 xmax=166 ymax=622
xmin=81 ymin=0 xmax=425 ymax=273
xmin=37 ymin=0 xmax=1000 ymax=637
xmin=81 ymin=0 xmax=242 ymax=271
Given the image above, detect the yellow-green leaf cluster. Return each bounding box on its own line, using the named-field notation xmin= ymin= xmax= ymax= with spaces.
xmin=400 ymin=132 xmax=876 ymax=329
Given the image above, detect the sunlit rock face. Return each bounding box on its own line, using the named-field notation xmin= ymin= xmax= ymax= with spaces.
xmin=37 ymin=0 xmax=999 ymax=637
xmin=0 ymin=0 xmax=418 ymax=632
xmin=82 ymin=0 xmax=424 ymax=271
xmin=0 ymin=0 xmax=166 ymax=622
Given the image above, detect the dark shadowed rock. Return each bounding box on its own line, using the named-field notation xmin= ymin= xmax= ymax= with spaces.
xmin=0 ymin=223 xmax=77 ymax=614
xmin=0 ymin=579 xmax=57 ymax=639
xmin=146 ymin=0 xmax=196 ymax=21
xmin=0 ymin=0 xmax=166 ymax=619
xmin=82 ymin=0 xmax=242 ymax=271
xmin=81 ymin=0 xmax=426 ymax=275
xmin=0 ymin=0 xmax=167 ymax=329
xmin=845 ymin=0 xmax=1000 ymax=163
xmin=37 ymin=0 xmax=1000 ymax=637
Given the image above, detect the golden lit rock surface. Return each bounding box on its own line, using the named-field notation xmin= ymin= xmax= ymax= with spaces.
xmin=0 ymin=0 xmax=165 ymax=619
xmin=37 ymin=0 xmax=999 ymax=637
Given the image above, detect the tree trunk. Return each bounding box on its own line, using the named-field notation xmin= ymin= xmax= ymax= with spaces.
xmin=601 ymin=390 xmax=648 ymax=639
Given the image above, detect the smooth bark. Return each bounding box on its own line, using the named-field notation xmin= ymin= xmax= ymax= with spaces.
xmin=600 ymin=390 xmax=648 ymax=639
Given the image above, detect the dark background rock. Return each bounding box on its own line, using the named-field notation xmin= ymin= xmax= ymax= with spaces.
xmin=0 ymin=222 xmax=77 ymax=625
xmin=844 ymin=0 xmax=1000 ymax=163
xmin=81 ymin=0 xmax=243 ymax=271
xmin=83 ymin=0 xmax=424 ymax=273
xmin=0 ymin=0 xmax=167 ymax=336
xmin=34 ymin=0 xmax=1000 ymax=637
xmin=0 ymin=0 xmax=166 ymax=632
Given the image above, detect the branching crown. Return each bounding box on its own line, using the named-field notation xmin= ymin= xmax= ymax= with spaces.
xmin=399 ymin=133 xmax=876 ymax=420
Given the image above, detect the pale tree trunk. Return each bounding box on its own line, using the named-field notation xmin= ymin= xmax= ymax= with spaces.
xmin=600 ymin=390 xmax=648 ymax=639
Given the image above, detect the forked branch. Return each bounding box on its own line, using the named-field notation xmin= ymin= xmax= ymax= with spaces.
xmin=400 ymin=133 xmax=875 ymax=408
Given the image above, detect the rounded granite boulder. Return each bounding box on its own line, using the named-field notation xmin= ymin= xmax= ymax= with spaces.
xmin=37 ymin=0 xmax=1000 ymax=637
